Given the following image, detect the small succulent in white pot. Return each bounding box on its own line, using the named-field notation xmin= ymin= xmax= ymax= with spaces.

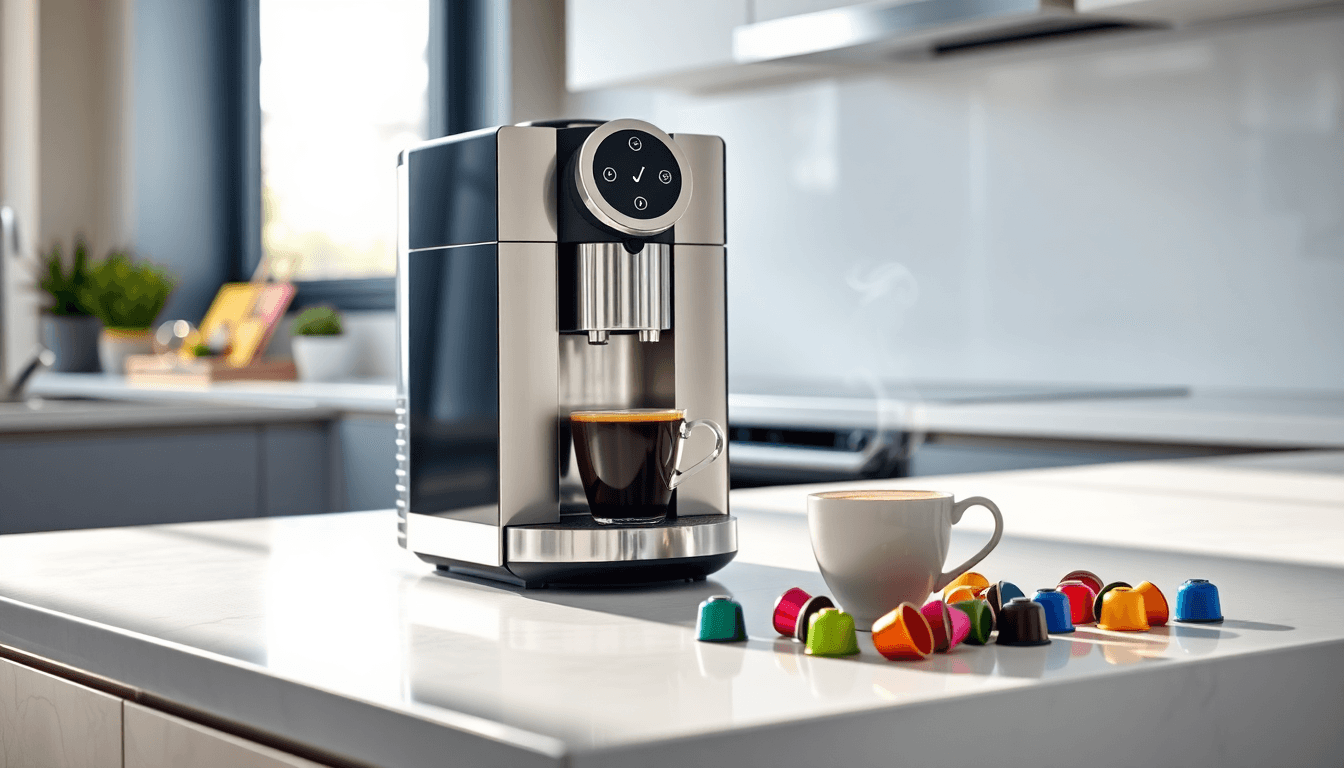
xmin=290 ymin=305 xmax=354 ymax=382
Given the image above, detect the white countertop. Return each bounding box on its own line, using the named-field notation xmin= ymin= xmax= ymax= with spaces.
xmin=2 ymin=454 xmax=1343 ymax=767
xmin=27 ymin=372 xmax=397 ymax=413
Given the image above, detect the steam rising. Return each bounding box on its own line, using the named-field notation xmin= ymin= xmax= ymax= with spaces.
xmin=842 ymin=259 xmax=924 ymax=475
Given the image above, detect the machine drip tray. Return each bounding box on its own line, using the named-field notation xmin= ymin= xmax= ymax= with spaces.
xmin=506 ymin=514 xmax=737 ymax=565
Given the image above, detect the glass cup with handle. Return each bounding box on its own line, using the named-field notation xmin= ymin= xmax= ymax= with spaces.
xmin=571 ymin=408 xmax=726 ymax=525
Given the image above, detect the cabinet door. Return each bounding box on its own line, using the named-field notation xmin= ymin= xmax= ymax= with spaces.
xmin=123 ymin=703 xmax=328 ymax=768
xmin=1075 ymin=0 xmax=1319 ymax=24
xmin=0 ymin=657 xmax=123 ymax=768
xmin=566 ymin=0 xmax=749 ymax=90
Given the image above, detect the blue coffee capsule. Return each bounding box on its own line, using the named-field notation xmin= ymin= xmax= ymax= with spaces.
xmin=999 ymin=581 xmax=1026 ymax=604
xmin=1032 ymin=588 xmax=1075 ymax=633
xmin=697 ymin=595 xmax=748 ymax=642
xmin=1174 ymin=579 xmax=1223 ymax=623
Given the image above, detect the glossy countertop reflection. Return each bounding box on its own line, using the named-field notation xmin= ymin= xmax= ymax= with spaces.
xmin=1 ymin=479 xmax=1343 ymax=767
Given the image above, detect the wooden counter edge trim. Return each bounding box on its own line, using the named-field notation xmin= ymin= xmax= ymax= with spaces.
xmin=0 ymin=643 xmax=379 ymax=768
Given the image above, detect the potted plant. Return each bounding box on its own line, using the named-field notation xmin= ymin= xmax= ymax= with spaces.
xmin=35 ymin=239 xmax=102 ymax=371
xmin=79 ymin=251 xmax=175 ymax=375
xmin=290 ymin=305 xmax=354 ymax=382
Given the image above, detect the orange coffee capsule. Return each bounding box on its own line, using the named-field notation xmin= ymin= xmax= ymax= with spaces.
xmin=1133 ymin=581 xmax=1169 ymax=626
xmin=1097 ymin=586 xmax=1150 ymax=632
xmin=944 ymin=585 xmax=981 ymax=605
xmin=943 ymin=571 xmax=990 ymax=600
xmin=873 ymin=603 xmax=935 ymax=661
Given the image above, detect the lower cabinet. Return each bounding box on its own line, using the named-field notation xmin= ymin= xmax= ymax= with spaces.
xmin=0 ymin=657 xmax=122 ymax=768
xmin=123 ymin=703 xmax=327 ymax=768
xmin=0 ymin=656 xmax=331 ymax=768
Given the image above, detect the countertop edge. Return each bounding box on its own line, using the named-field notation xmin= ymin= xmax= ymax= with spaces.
xmin=0 ymin=594 xmax=568 ymax=768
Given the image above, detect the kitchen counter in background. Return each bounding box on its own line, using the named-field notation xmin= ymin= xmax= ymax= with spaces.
xmin=27 ymin=372 xmax=397 ymax=413
xmin=2 ymin=452 xmax=1343 ymax=767
xmin=730 ymin=385 xmax=1344 ymax=482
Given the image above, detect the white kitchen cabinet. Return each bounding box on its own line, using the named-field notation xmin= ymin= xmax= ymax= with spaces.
xmin=752 ymin=0 xmax=853 ymax=21
xmin=566 ymin=0 xmax=749 ymax=90
xmin=123 ymin=703 xmax=328 ymax=768
xmin=1075 ymin=0 xmax=1334 ymax=24
xmin=0 ymin=656 xmax=123 ymax=768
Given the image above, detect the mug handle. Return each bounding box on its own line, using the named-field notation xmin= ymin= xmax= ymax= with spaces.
xmin=932 ymin=496 xmax=1005 ymax=593
xmin=668 ymin=418 xmax=726 ymax=490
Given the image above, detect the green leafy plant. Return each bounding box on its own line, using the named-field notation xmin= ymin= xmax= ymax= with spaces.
xmin=36 ymin=240 xmax=93 ymax=315
xmin=79 ymin=252 xmax=175 ymax=330
xmin=292 ymin=305 xmax=343 ymax=336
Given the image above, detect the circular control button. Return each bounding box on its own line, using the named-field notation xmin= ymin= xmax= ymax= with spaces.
xmin=571 ymin=118 xmax=693 ymax=237
xmin=590 ymin=129 xmax=682 ymax=220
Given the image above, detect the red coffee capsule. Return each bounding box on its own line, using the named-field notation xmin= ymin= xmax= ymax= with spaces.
xmin=1057 ymin=580 xmax=1097 ymax=624
xmin=1061 ymin=570 xmax=1104 ymax=596
xmin=773 ymin=587 xmax=811 ymax=637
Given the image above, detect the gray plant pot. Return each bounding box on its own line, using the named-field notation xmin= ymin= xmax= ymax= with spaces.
xmin=40 ymin=314 xmax=103 ymax=372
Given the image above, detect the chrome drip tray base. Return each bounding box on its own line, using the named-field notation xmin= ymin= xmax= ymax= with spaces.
xmin=508 ymin=514 xmax=736 ymax=564
xmin=429 ymin=515 xmax=738 ymax=589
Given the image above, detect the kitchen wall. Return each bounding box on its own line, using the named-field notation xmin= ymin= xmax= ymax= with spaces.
xmin=565 ymin=9 xmax=1344 ymax=393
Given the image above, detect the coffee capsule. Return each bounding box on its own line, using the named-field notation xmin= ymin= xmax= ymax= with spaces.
xmin=1032 ymin=588 xmax=1075 ymax=634
xmin=1096 ymin=586 xmax=1149 ymax=631
xmin=995 ymin=597 xmax=1051 ymax=647
xmin=945 ymin=605 xmax=971 ymax=650
xmin=951 ymin=599 xmax=995 ymax=645
xmin=794 ymin=595 xmax=836 ymax=644
xmin=1056 ymin=580 xmax=1097 ymax=624
xmin=772 ymin=587 xmax=811 ymax=637
xmin=1174 ymin=579 xmax=1223 ymax=623
xmin=1133 ymin=581 xmax=1169 ymax=626
xmin=805 ymin=607 xmax=861 ymax=657
xmin=1092 ymin=581 xmax=1133 ymax=622
xmin=872 ymin=603 xmax=934 ymax=660
xmin=697 ymin=596 xmax=748 ymax=642
xmin=919 ymin=600 xmax=953 ymax=651
xmin=943 ymin=571 xmax=990 ymax=600
xmin=980 ymin=581 xmax=1025 ymax=616
xmin=1061 ymin=569 xmax=1104 ymax=596
xmin=944 ymin=585 xmax=981 ymax=605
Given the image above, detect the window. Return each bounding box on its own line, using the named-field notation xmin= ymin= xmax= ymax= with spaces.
xmin=258 ymin=0 xmax=429 ymax=282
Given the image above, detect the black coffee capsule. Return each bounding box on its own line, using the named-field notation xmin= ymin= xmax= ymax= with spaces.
xmin=794 ymin=595 xmax=835 ymax=644
xmin=995 ymin=597 xmax=1052 ymax=647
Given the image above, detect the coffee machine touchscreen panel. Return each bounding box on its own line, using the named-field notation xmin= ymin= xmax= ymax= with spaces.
xmin=590 ymin=130 xmax=683 ymax=220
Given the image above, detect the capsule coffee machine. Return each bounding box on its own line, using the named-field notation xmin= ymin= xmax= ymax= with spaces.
xmin=396 ymin=118 xmax=735 ymax=587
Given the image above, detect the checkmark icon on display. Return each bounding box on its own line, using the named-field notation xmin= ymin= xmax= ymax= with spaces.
xmin=633 ymin=166 xmax=645 ymax=182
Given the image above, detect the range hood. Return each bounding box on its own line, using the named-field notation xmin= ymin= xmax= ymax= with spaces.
xmin=733 ymin=0 xmax=1148 ymax=65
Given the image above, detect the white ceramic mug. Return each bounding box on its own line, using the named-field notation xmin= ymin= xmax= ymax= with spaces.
xmin=807 ymin=490 xmax=1004 ymax=628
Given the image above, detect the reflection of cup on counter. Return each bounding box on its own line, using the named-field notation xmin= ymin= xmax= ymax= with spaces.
xmin=807 ymin=490 xmax=1004 ymax=627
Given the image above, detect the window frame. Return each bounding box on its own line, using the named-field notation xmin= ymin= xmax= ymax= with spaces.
xmin=237 ymin=0 xmax=494 ymax=311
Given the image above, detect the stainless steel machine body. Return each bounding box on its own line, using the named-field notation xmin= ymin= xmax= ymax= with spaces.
xmin=396 ymin=119 xmax=734 ymax=587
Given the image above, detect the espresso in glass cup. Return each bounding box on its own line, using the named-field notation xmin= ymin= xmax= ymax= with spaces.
xmin=570 ymin=408 xmax=726 ymax=525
